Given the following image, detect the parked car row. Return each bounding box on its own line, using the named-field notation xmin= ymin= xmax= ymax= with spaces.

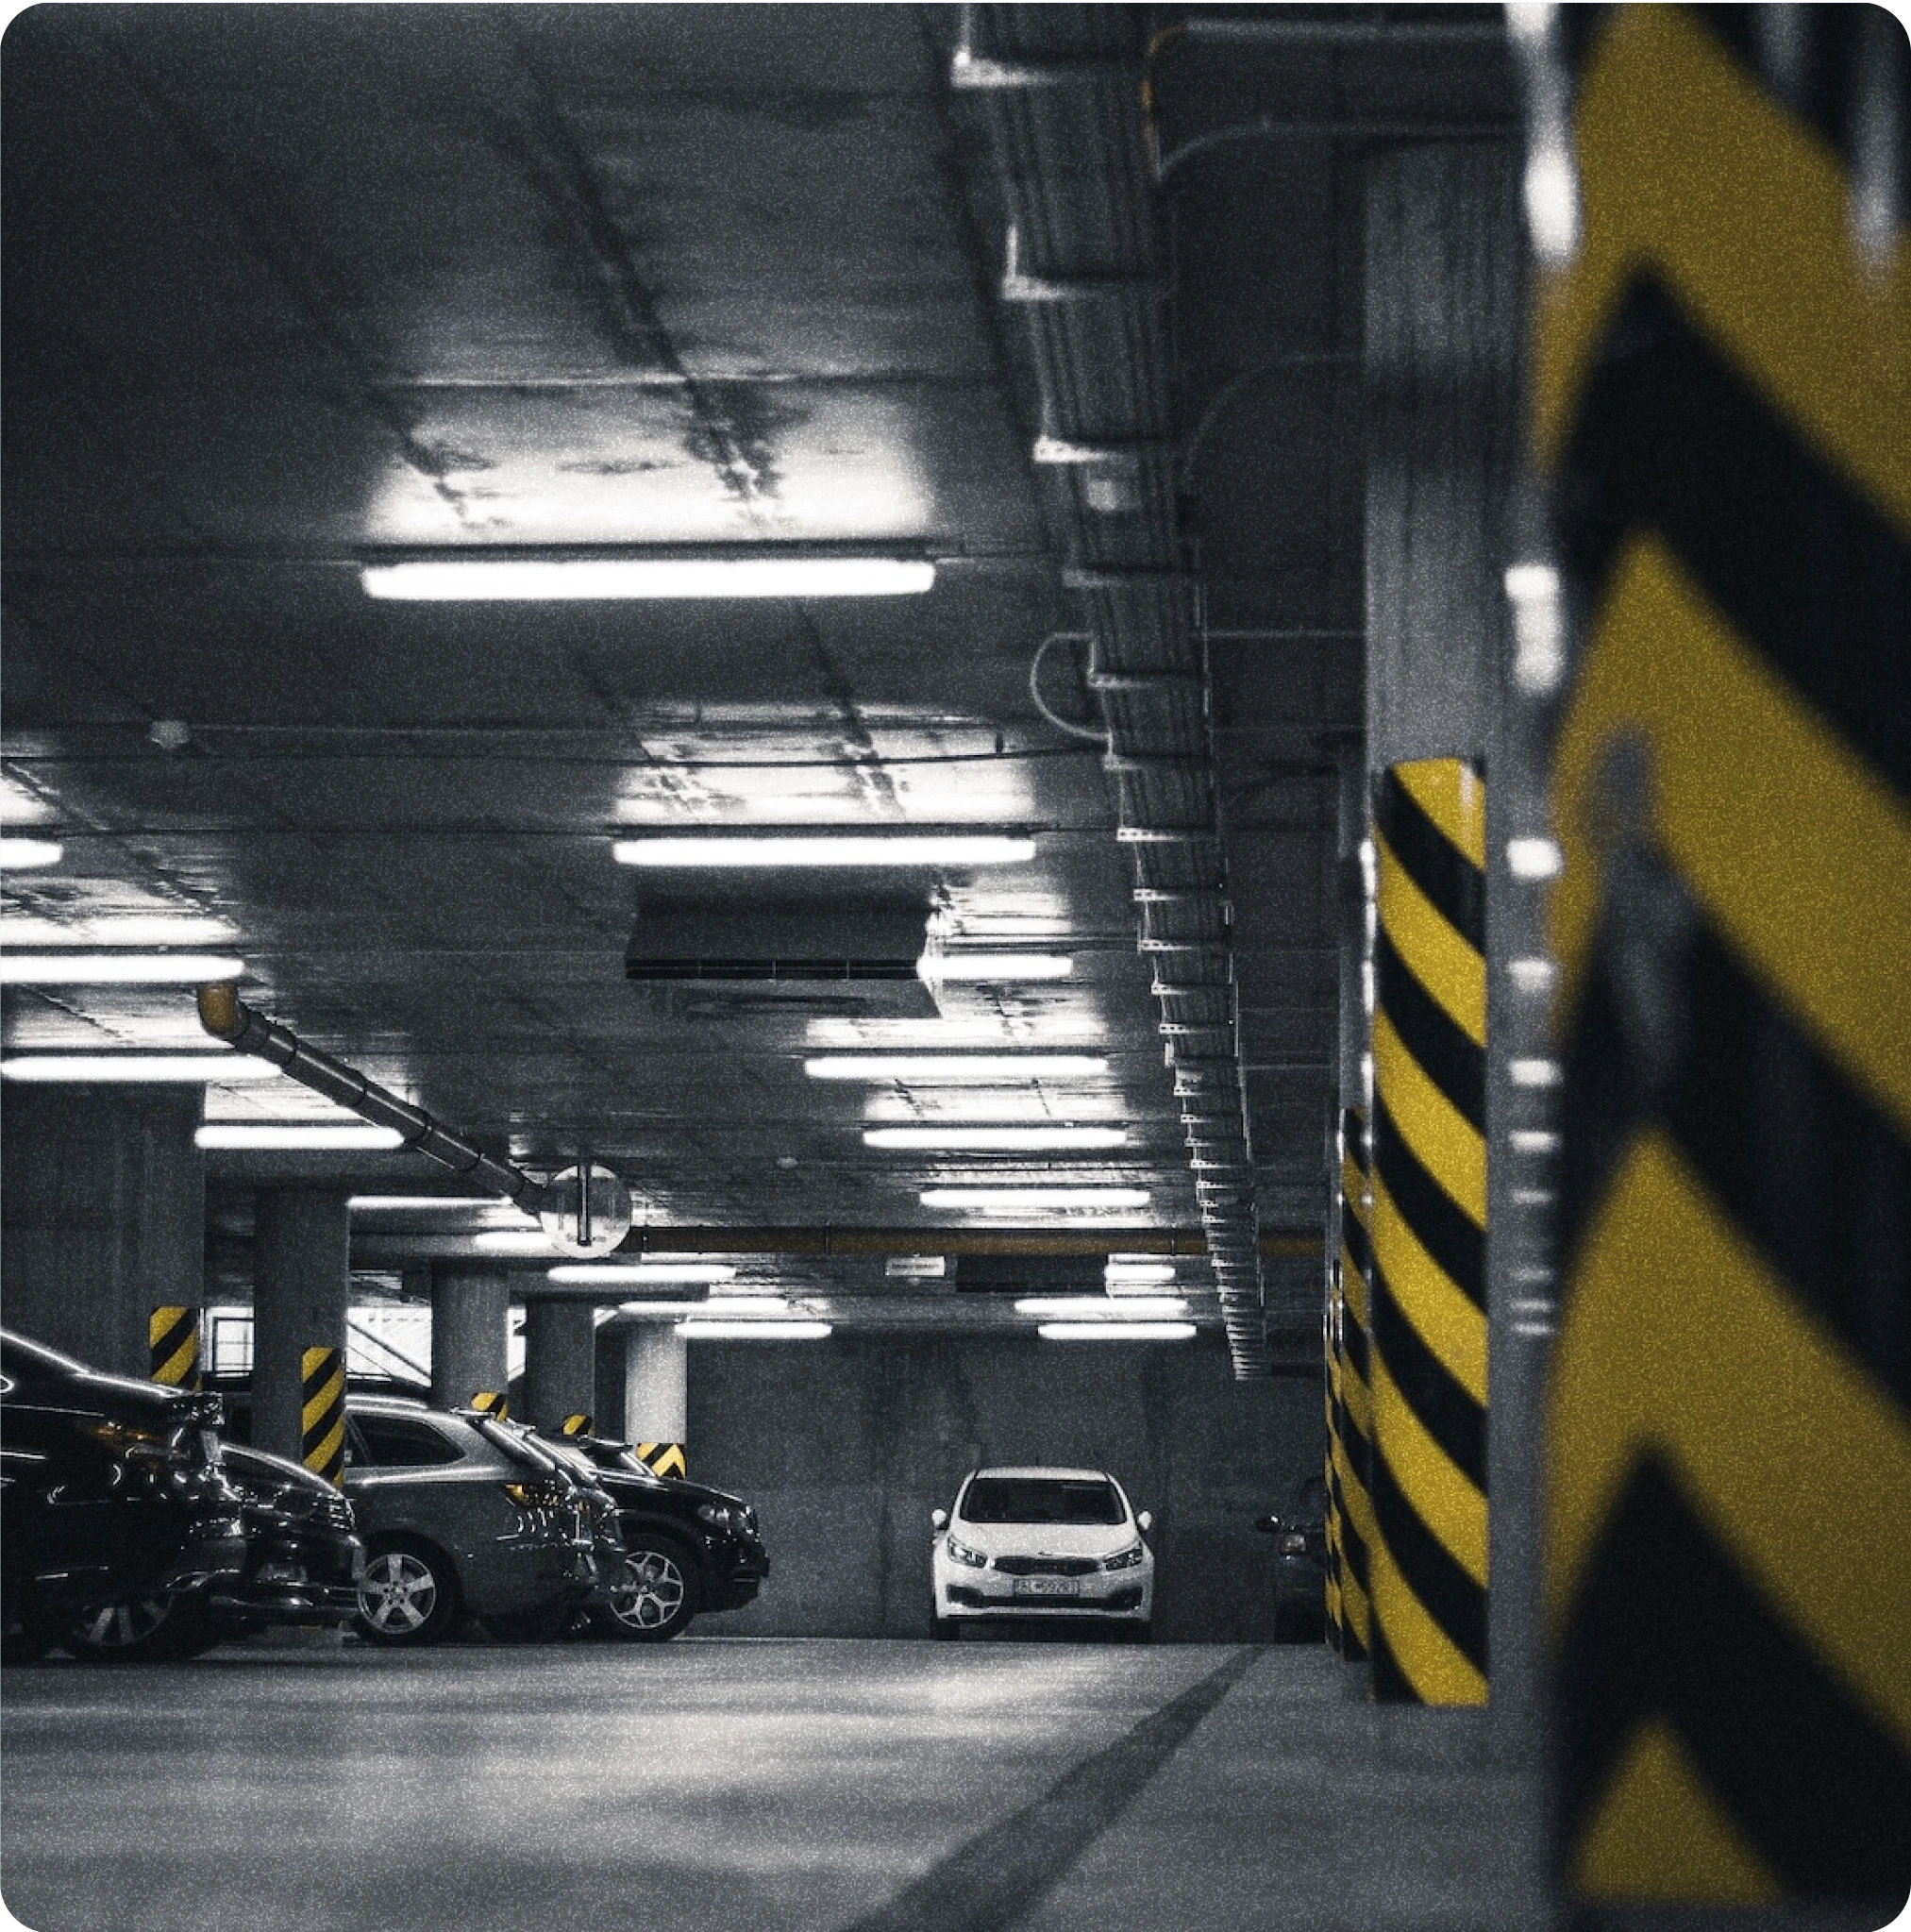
xmin=1 ymin=1330 xmax=768 ymax=1661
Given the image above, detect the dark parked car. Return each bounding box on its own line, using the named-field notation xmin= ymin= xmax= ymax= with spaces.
xmin=1 ymin=1331 xmax=248 ymax=1662
xmin=211 ymin=1385 xmax=612 ymax=1646
xmin=535 ymin=1430 xmax=769 ymax=1640
xmin=1256 ymin=1472 xmax=1330 ymax=1641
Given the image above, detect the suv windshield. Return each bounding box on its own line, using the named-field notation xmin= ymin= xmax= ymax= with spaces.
xmin=961 ymin=1477 xmax=1125 ymax=1526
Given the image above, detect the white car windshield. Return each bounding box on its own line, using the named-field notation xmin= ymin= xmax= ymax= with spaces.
xmin=960 ymin=1477 xmax=1125 ymax=1526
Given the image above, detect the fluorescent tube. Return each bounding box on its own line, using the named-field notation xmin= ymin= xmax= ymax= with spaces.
xmin=0 ymin=840 xmax=62 ymax=868
xmin=0 ymin=954 xmax=244 ymax=984
xmin=863 ymin=1126 xmax=1126 ymax=1151
xmin=3 ymin=1055 xmax=282 ymax=1084
xmin=550 ymin=1264 xmax=738 ymax=1285
xmin=917 ymin=954 xmax=1072 ymax=981
xmin=362 ymin=557 xmax=934 ymax=601
xmin=919 ymin=1187 xmax=1149 ymax=1209
xmin=196 ymin=1124 xmax=405 ymax=1149
xmin=614 ymin=834 xmax=1033 ymax=867
xmin=1038 ymin=1322 xmax=1196 ymax=1341
xmin=676 ymin=1319 xmax=832 ymax=1339
xmin=805 ymin=1055 xmax=1107 ymax=1082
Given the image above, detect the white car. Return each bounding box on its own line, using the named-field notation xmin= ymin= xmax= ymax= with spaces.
xmin=930 ymin=1466 xmax=1154 ymax=1641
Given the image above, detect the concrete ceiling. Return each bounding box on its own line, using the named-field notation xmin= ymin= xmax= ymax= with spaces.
xmin=0 ymin=5 xmax=1513 ymax=1349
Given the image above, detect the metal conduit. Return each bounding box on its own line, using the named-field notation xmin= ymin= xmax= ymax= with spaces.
xmin=955 ymin=6 xmax=1271 ymax=1375
xmin=195 ymin=983 xmax=547 ymax=1213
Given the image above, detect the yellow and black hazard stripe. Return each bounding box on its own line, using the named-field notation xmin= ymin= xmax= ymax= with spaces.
xmin=1367 ymin=761 xmax=1488 ymax=1705
xmin=635 ymin=1440 xmax=686 ymax=1480
xmin=148 ymin=1304 xmax=201 ymax=1390
xmin=469 ymin=1389 xmax=510 ymax=1421
xmin=1329 ymin=1108 xmax=1375 ymax=1663
xmin=560 ymin=1413 xmax=592 ymax=1437
xmin=300 ymin=1346 xmax=345 ymax=1487
xmin=1537 ymin=8 xmax=1910 ymax=1909
xmin=1322 ymin=1263 xmax=1347 ymax=1652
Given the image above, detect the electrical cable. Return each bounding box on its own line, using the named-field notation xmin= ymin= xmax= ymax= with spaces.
xmin=1027 ymin=633 xmax=1111 ymax=746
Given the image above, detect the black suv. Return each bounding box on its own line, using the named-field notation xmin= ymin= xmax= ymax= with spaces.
xmin=537 ymin=1431 xmax=768 ymax=1641
xmin=1 ymin=1331 xmax=248 ymax=1661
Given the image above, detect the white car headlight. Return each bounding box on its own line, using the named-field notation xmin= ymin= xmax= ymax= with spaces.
xmin=1102 ymin=1542 xmax=1145 ymax=1571
xmin=946 ymin=1534 xmax=988 ymax=1569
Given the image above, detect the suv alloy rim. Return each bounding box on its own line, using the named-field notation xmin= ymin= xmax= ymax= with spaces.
xmin=360 ymin=1552 xmax=438 ymax=1633
xmin=610 ymin=1550 xmax=685 ymax=1630
xmin=73 ymin=1596 xmax=173 ymax=1650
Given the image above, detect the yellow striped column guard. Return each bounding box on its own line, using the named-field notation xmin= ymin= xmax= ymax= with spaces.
xmin=149 ymin=1305 xmax=200 ymax=1390
xmin=1368 ymin=761 xmax=1488 ymax=1705
xmin=1333 ymin=1108 xmax=1374 ymax=1662
xmin=635 ymin=1441 xmax=686 ymax=1480
xmin=300 ymin=1347 xmax=345 ymax=1487
xmin=1537 ymin=7 xmax=1911 ymax=1909
xmin=469 ymin=1390 xmax=510 ymax=1421
xmin=560 ymin=1414 xmax=593 ymax=1437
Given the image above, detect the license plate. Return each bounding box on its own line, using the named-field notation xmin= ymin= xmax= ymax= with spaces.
xmin=1012 ymin=1576 xmax=1079 ymax=1598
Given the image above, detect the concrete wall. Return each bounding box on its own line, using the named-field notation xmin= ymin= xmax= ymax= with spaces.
xmin=684 ymin=1333 xmax=1324 ymax=1642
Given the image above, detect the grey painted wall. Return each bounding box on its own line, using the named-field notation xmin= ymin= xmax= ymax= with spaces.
xmin=681 ymin=1333 xmax=1324 ymax=1642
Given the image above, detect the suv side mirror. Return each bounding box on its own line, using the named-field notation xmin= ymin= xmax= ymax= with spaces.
xmin=930 ymin=1507 xmax=949 ymax=1531
xmin=1135 ymin=1509 xmax=1153 ymax=1533
xmin=1253 ymin=1514 xmax=1281 ymax=1534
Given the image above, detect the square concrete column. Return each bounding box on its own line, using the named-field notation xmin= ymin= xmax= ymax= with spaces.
xmin=622 ymin=1321 xmax=686 ymax=1471
xmin=521 ymin=1300 xmax=596 ymax=1433
xmin=252 ymin=1186 xmax=350 ymax=1470
xmin=430 ymin=1266 xmax=511 ymax=1412
xmin=1 ymin=1084 xmax=206 ymax=1380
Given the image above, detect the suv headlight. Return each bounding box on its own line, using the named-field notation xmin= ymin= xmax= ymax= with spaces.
xmin=697 ymin=1502 xmax=745 ymax=1535
xmin=946 ymin=1535 xmax=988 ymax=1569
xmin=1102 ymin=1542 xmax=1145 ymax=1571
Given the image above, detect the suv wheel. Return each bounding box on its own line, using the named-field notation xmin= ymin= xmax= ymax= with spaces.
xmin=591 ymin=1537 xmax=698 ymax=1642
xmin=63 ymin=1593 xmax=221 ymax=1662
xmin=355 ymin=1538 xmax=461 ymax=1647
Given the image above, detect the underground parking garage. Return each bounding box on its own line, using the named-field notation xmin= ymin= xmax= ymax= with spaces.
xmin=1 ymin=4 xmax=1906 ymax=1929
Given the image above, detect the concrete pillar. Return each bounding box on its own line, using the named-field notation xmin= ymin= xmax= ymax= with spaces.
xmin=521 ymin=1300 xmax=597 ymax=1433
xmin=429 ymin=1266 xmax=510 ymax=1412
xmin=1364 ymin=142 xmax=1522 ymax=1733
xmin=0 ymin=1084 xmax=206 ymax=1381
xmin=623 ymin=1322 xmax=686 ymax=1471
xmin=252 ymin=1186 xmax=349 ymax=1468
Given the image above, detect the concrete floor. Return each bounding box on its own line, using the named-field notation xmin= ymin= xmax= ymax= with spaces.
xmin=1 ymin=1637 xmax=1549 ymax=1932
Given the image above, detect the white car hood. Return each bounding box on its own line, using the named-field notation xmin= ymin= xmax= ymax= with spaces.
xmin=948 ymin=1520 xmax=1137 ymax=1559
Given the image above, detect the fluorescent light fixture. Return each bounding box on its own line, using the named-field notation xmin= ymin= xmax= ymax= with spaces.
xmin=863 ymin=1126 xmax=1126 ymax=1151
xmin=920 ymin=1187 xmax=1149 ymax=1210
xmin=696 ymin=1296 xmax=793 ymax=1316
xmin=1507 ymin=838 xmax=1565 ymax=881
xmin=1105 ymin=1260 xmax=1177 ymax=1288
xmin=3 ymin=1055 xmax=281 ymax=1084
xmin=614 ymin=834 xmax=1033 ymax=868
xmin=471 ymin=1230 xmax=562 ymax=1253
xmin=350 ymin=1196 xmax=514 ymax=1213
xmin=550 ymin=1263 xmax=737 ymax=1285
xmin=812 ymin=1017 xmax=1103 ymax=1049
xmin=0 ymin=784 xmax=53 ymax=824
xmin=1015 ymin=1297 xmax=1188 ymax=1319
xmin=1038 ymin=1322 xmax=1196 ymax=1342
xmin=676 ymin=1319 xmax=832 ymax=1339
xmin=806 ymin=1055 xmax=1108 ymax=1082
xmin=197 ymin=1124 xmax=405 ymax=1149
xmin=0 ymin=954 xmax=244 ymax=984
xmin=918 ymin=954 xmax=1072 ymax=982
xmin=363 ymin=557 xmax=935 ymax=601
xmin=1508 ymin=956 xmax=1558 ymax=995
xmin=0 ymin=839 xmax=62 ymax=868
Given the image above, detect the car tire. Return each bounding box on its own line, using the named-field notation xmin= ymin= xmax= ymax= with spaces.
xmin=354 ymin=1537 xmax=461 ymax=1647
xmin=589 ymin=1536 xmax=698 ymax=1642
xmin=930 ymin=1615 xmax=960 ymax=1641
xmin=480 ymin=1597 xmax=579 ymax=1645
xmin=62 ymin=1592 xmax=222 ymax=1662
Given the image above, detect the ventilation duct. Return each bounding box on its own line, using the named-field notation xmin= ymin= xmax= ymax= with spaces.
xmin=625 ymin=887 xmax=932 ymax=984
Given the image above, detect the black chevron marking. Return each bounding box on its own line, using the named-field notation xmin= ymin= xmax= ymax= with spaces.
xmin=1341 ymin=1205 xmax=1373 ymax=1285
xmin=1558 ymin=1454 xmax=1911 ymax=1900
xmin=1371 ymin=1259 xmax=1486 ymax=1490
xmin=150 ymin=1309 xmax=196 ymax=1364
xmin=1561 ymin=877 xmax=1911 ymax=1409
xmin=1377 ymin=929 xmax=1485 ymax=1133
xmin=1557 ymin=273 xmax=1911 ymax=804
xmin=1375 ymin=769 xmax=1484 ymax=950
xmin=300 ymin=1352 xmax=340 ymax=1403
xmin=1372 ymin=1096 xmax=1484 ymax=1307
xmin=1370 ymin=1440 xmax=1487 ymax=1677
xmin=1341 ymin=1301 xmax=1371 ymax=1392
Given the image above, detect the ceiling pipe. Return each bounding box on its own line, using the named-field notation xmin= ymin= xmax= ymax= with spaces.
xmin=195 ymin=982 xmax=547 ymax=1213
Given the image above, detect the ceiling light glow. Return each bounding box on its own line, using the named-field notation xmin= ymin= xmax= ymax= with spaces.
xmin=3 ymin=1055 xmax=282 ymax=1084
xmin=863 ymin=1126 xmax=1126 ymax=1151
xmin=471 ymin=1230 xmax=562 ymax=1252
xmin=363 ymin=557 xmax=934 ymax=601
xmin=0 ymin=954 xmax=244 ymax=984
xmin=917 ymin=954 xmax=1072 ymax=982
xmin=350 ymin=1196 xmax=520 ymax=1214
xmin=676 ymin=1319 xmax=832 ymax=1339
xmin=1015 ymin=1297 xmax=1188 ymax=1319
xmin=1037 ymin=1322 xmax=1196 ymax=1342
xmin=807 ymin=1055 xmax=1108 ymax=1082
xmin=0 ymin=840 xmax=63 ymax=869
xmin=1105 ymin=1260 xmax=1177 ymax=1288
xmin=550 ymin=1264 xmax=738 ymax=1285
xmin=197 ymin=1124 xmax=405 ymax=1150
xmin=614 ymin=834 xmax=1033 ymax=868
